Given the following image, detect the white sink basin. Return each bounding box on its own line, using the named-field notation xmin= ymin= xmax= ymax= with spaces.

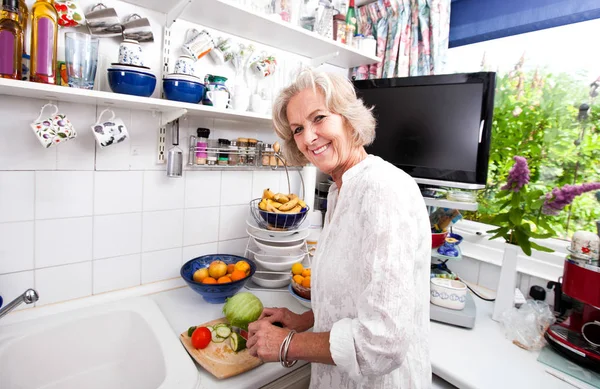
xmin=0 ymin=297 xmax=198 ymax=389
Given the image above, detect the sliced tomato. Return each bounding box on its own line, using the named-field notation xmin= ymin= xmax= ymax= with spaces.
xmin=191 ymin=326 xmax=211 ymax=349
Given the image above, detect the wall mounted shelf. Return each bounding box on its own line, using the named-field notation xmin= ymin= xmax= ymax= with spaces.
xmin=424 ymin=197 xmax=479 ymax=212
xmin=0 ymin=78 xmax=272 ymax=125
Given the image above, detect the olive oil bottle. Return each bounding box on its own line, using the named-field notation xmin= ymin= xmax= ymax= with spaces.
xmin=0 ymin=0 xmax=23 ymax=79
xmin=30 ymin=0 xmax=57 ymax=84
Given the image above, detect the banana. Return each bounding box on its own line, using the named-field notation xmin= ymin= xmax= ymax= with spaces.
xmin=288 ymin=193 xmax=298 ymax=200
xmin=273 ymin=193 xmax=290 ymax=203
xmin=298 ymin=199 xmax=307 ymax=208
xmin=267 ymin=199 xmax=282 ymax=209
xmin=263 ymin=188 xmax=275 ymax=201
xmin=258 ymin=199 xmax=268 ymax=211
xmin=266 ymin=203 xmax=282 ymax=213
xmin=290 ymin=205 xmax=303 ymax=213
xmin=279 ymin=197 xmax=299 ymax=211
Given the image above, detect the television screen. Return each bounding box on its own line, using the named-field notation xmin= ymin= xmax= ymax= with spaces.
xmin=353 ymin=72 xmax=496 ymax=189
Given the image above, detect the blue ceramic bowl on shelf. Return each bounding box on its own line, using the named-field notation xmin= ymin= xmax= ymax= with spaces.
xmin=447 ymin=233 xmax=464 ymax=245
xmin=163 ymin=79 xmax=206 ymax=104
xmin=107 ymin=69 xmax=156 ymax=97
xmin=180 ymin=254 xmax=256 ymax=304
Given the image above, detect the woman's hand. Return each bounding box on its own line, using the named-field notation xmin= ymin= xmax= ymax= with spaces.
xmin=246 ymin=319 xmax=289 ymax=362
xmin=256 ymin=307 xmax=313 ymax=332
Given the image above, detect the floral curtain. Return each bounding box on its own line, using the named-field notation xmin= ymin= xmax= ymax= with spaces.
xmin=353 ymin=0 xmax=451 ymax=80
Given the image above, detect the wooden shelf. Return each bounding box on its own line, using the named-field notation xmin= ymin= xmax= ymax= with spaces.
xmin=424 ymin=197 xmax=479 ymax=212
xmin=0 ymin=78 xmax=272 ymax=125
xmin=124 ymin=0 xmax=381 ymax=68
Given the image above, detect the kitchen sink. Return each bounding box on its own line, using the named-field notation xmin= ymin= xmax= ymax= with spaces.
xmin=0 ymin=297 xmax=199 ymax=389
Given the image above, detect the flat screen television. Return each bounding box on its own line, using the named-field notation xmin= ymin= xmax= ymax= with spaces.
xmin=353 ymin=72 xmax=496 ymax=189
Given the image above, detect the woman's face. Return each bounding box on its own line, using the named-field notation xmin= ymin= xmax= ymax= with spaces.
xmin=287 ymin=88 xmax=355 ymax=175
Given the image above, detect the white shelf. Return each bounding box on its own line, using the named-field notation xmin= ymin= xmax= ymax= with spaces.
xmin=0 ymin=78 xmax=272 ymax=125
xmin=124 ymin=0 xmax=381 ymax=68
xmin=424 ymin=197 xmax=478 ymax=212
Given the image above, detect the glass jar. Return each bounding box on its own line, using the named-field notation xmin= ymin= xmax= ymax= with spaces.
xmin=247 ymin=138 xmax=257 ymax=166
xmin=207 ymin=139 xmax=218 ymax=165
xmin=256 ymin=141 xmax=264 ymax=167
xmin=195 ymin=128 xmax=210 ymax=165
xmin=237 ymin=137 xmax=248 ymax=165
xmin=228 ymin=140 xmax=239 ymax=165
xmin=218 ymin=138 xmax=230 ymax=166
xmin=262 ymin=143 xmax=272 ymax=166
xmin=333 ymin=13 xmax=345 ymax=43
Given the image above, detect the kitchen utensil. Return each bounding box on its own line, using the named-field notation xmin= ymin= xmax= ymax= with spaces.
xmin=246 ymin=217 xmax=310 ymax=238
xmin=251 ymin=272 xmax=290 ymax=289
xmin=253 ymin=237 xmax=305 ymax=254
xmin=166 ymin=119 xmax=183 ymax=178
xmin=30 ymin=103 xmax=77 ymax=148
xmin=179 ymin=317 xmax=262 ymax=379
xmin=65 ymin=32 xmax=99 ymax=89
xmin=121 ymin=13 xmax=154 ymax=42
xmin=430 ymin=278 xmax=467 ymax=310
xmin=85 ymin=3 xmax=122 ymax=37
xmin=90 ymin=108 xmax=128 ymax=148
xmin=582 ymin=321 xmax=600 ymax=348
xmin=252 ymin=251 xmax=305 ymax=272
xmin=163 ymin=79 xmax=206 ymax=104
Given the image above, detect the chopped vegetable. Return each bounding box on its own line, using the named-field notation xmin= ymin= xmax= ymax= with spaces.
xmin=191 ymin=327 xmax=211 ymax=349
xmin=230 ymin=332 xmax=247 ymax=353
xmin=216 ymin=325 xmax=232 ymax=338
xmin=212 ymin=331 xmax=226 ymax=343
xmin=222 ymin=292 xmax=264 ymax=331
xmin=187 ymin=326 xmax=197 ymax=337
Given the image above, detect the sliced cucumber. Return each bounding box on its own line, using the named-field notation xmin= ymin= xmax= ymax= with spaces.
xmin=213 ymin=323 xmax=228 ymax=329
xmin=215 ymin=326 xmax=232 ymax=339
xmin=187 ymin=326 xmax=197 ymax=337
xmin=212 ymin=330 xmax=226 ymax=343
xmin=206 ymin=325 xmax=214 ymax=333
xmin=230 ymin=332 xmax=247 ymax=353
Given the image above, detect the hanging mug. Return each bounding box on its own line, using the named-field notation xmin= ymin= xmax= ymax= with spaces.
xmin=122 ymin=13 xmax=154 ymax=43
xmin=85 ymin=3 xmax=122 ymax=37
xmin=91 ymin=108 xmax=129 ymax=148
xmin=30 ymin=104 xmax=77 ymax=148
xmin=182 ymin=29 xmax=214 ymax=60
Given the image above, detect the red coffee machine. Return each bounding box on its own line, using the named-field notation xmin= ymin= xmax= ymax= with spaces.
xmin=545 ymin=259 xmax=600 ymax=372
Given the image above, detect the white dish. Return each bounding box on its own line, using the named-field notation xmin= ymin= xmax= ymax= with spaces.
xmin=163 ymin=73 xmax=204 ymax=83
xmin=109 ymin=63 xmax=153 ymax=74
xmin=253 ymin=249 xmax=306 ymax=264
xmin=430 ymin=278 xmax=467 ymax=310
xmin=246 ymin=227 xmax=310 ymax=243
xmin=253 ymin=237 xmax=305 ymax=254
xmin=253 ymin=254 xmax=303 ymax=272
xmin=251 ymin=272 xmax=290 ymax=288
xmin=246 ymin=217 xmax=309 ymax=237
xmin=288 ymin=283 xmax=311 ymax=308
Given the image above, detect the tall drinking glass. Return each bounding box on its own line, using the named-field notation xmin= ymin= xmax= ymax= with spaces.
xmin=65 ymin=32 xmax=99 ymax=89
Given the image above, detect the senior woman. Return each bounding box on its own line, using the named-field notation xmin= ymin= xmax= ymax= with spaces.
xmin=246 ymin=68 xmax=432 ymax=388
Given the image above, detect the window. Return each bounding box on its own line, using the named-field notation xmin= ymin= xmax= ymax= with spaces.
xmin=445 ymin=19 xmax=600 ymax=239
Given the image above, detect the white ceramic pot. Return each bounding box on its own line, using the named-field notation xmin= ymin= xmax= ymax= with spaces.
xmin=430 ymin=278 xmax=467 ymax=310
xmin=118 ymin=39 xmax=143 ymax=66
xmin=251 ymin=272 xmax=290 ymax=288
xmin=568 ymin=230 xmax=600 ymax=261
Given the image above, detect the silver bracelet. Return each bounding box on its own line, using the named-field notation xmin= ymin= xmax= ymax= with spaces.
xmin=280 ymin=330 xmax=297 ymax=368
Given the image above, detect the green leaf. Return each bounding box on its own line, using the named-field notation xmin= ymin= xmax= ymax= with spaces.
xmin=489 ymin=213 xmax=510 ymax=225
xmin=511 ymin=191 xmax=521 ymax=208
xmin=530 ymin=198 xmax=545 ymax=210
xmin=499 ymin=199 xmax=512 ymax=210
xmin=514 ymin=228 xmax=532 ymax=256
xmin=509 ymin=208 xmax=523 ymax=225
xmin=496 ymin=190 xmax=511 ymax=199
xmin=530 ymin=241 xmax=555 ymax=253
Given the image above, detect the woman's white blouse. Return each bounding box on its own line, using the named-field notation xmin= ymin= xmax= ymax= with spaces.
xmin=310 ymin=155 xmax=432 ymax=389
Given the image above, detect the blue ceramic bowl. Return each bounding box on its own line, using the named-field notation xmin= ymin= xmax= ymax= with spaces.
xmin=447 ymin=233 xmax=464 ymax=245
xmin=107 ymin=69 xmax=156 ymax=97
xmin=258 ymin=206 xmax=309 ymax=230
xmin=163 ymin=79 xmax=206 ymax=104
xmin=181 ymin=254 xmax=256 ymax=304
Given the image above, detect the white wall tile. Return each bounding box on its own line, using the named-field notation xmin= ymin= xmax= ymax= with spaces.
xmin=217 ymin=238 xmax=249 ymax=257
xmin=219 ymin=205 xmax=250 ymax=241
xmin=35 ymin=217 xmax=93 ymax=268
xmin=142 ymin=210 xmax=183 ymax=252
xmin=0 ymin=172 xmax=35 ymax=222
xmin=93 ymin=254 xmax=141 ymax=294
xmin=280 ymin=170 xmax=302 ymax=197
xmin=0 ymin=96 xmax=57 ymax=170
xmin=94 ymin=171 xmax=144 ymax=215
xmin=252 ymin=170 xmax=281 ymax=199
xmin=447 ymin=257 xmax=480 ymax=284
xmin=142 ymin=248 xmax=182 ymax=283
xmin=182 ymin=242 xmax=219 ymax=263
xmin=93 ymin=213 xmax=142 ymax=259
xmin=35 ymin=262 xmax=92 ymax=306
xmin=0 ymin=222 xmax=34 ymax=274
xmin=220 ymin=171 xmax=253 ymax=206
xmin=35 ymin=171 xmax=94 ymax=219
xmin=478 ymin=262 xmax=502 ymax=291
xmin=183 ymin=207 xmax=219 ymax=246
xmin=127 ymin=110 xmax=161 ymax=170
xmin=185 ymin=171 xmax=221 ymax=208
xmin=143 ymin=171 xmax=185 ymax=211
xmin=0 ymin=271 xmax=35 ymax=311
xmin=56 ymin=102 xmax=96 ymax=171
xmin=94 ymin=108 xmax=133 ymax=171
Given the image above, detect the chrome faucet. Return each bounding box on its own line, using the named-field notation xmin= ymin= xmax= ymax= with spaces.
xmin=0 ymin=289 xmax=39 ymax=320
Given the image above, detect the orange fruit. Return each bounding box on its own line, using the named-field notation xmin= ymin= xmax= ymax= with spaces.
xmin=230 ymin=270 xmax=247 ymax=282
xmin=292 ymin=275 xmax=304 ymax=285
xmin=301 ymin=268 xmax=311 ymax=277
xmin=217 ymin=276 xmax=232 ymax=284
xmin=193 ymin=268 xmax=209 ymax=283
xmin=202 ymin=277 xmax=217 ymax=284
xmin=227 ymin=264 xmax=235 ymax=274
xmin=234 ymin=260 xmax=251 ymax=275
xmin=301 ymin=276 xmax=311 ymax=288
xmin=291 ymin=263 xmax=304 ymax=275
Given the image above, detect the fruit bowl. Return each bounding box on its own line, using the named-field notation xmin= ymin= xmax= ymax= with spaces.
xmin=431 ymin=231 xmax=448 ymax=248
xmin=180 ymin=254 xmax=256 ymax=304
xmin=250 ymin=198 xmax=309 ymax=230
xmin=289 ymin=284 xmax=311 ymax=308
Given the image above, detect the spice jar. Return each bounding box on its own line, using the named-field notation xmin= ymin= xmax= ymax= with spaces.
xmin=333 ymin=14 xmax=345 ymax=43
xmin=247 ymin=138 xmax=257 ymax=166
xmin=218 ymin=139 xmax=230 ymax=166
xmin=237 ymin=137 xmax=248 ymax=165
xmin=228 ymin=140 xmax=239 ymax=165
xmin=256 ymin=141 xmax=264 ymax=167
xmin=195 ymin=128 xmax=210 ymax=165
xmin=207 ymin=139 xmax=218 ymax=165
xmin=262 ymin=143 xmax=272 ymax=166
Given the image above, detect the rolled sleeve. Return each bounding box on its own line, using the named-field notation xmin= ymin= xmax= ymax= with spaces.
xmin=329 ymin=318 xmax=364 ymax=382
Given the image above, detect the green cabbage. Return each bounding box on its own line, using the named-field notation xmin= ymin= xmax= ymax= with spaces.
xmin=222 ymin=292 xmax=264 ymax=330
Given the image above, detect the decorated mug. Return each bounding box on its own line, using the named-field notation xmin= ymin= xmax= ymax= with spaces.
xmin=206 ymin=90 xmax=230 ymax=110
xmin=30 ymin=104 xmax=77 ymax=148
xmin=568 ymin=230 xmax=600 ymax=261
xmin=182 ymin=29 xmax=214 ymax=60
xmin=91 ymin=108 xmax=129 ymax=148
xmin=118 ymin=39 xmax=144 ymax=66
xmin=54 ymin=0 xmax=86 ymax=27
xmin=173 ymin=55 xmax=195 ymax=75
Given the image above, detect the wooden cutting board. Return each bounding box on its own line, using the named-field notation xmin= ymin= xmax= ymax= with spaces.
xmin=180 ymin=317 xmax=263 ymax=379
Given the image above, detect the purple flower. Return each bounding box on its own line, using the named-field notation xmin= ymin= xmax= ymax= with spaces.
xmin=542 ymin=182 xmax=600 ymax=215
xmin=501 ymin=156 xmax=530 ymax=192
